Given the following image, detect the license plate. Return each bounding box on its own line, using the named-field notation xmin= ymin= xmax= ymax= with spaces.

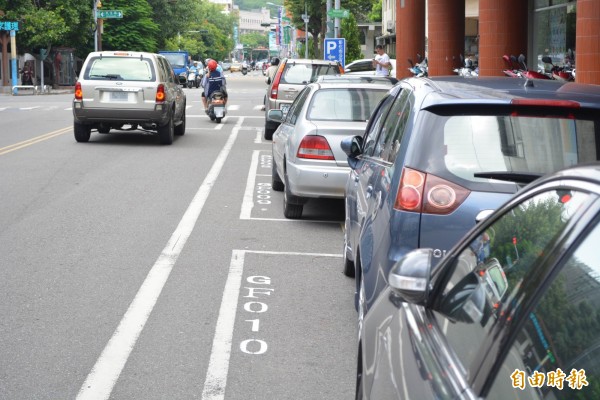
xmin=214 ymin=107 xmax=224 ymax=118
xmin=110 ymin=91 xmax=128 ymax=101
xmin=280 ymin=104 xmax=290 ymax=114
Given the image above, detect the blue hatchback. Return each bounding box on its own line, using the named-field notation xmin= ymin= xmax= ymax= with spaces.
xmin=342 ymin=76 xmax=600 ymax=321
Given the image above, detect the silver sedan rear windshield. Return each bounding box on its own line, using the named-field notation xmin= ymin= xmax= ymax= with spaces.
xmin=307 ymin=88 xmax=387 ymax=121
xmin=84 ymin=57 xmax=156 ymax=82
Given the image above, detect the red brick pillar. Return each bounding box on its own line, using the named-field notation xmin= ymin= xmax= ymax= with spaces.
xmin=576 ymin=0 xmax=600 ymax=84
xmin=427 ymin=0 xmax=465 ymax=76
xmin=478 ymin=0 xmax=528 ymax=77
xmin=396 ymin=0 xmax=426 ymax=79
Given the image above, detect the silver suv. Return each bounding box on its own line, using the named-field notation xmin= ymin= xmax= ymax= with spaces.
xmin=73 ymin=51 xmax=186 ymax=145
xmin=264 ymin=58 xmax=343 ymax=140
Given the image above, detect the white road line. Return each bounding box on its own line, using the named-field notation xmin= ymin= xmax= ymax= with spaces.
xmin=215 ymin=123 xmax=224 ymax=130
xmin=19 ymin=106 xmax=40 ymax=110
xmin=76 ymin=118 xmax=244 ymax=400
xmin=201 ymin=249 xmax=342 ymax=400
xmin=240 ymin=150 xmax=260 ymax=219
xmin=227 ymin=105 xmax=240 ymax=111
xmin=252 ymin=105 xmax=264 ymax=111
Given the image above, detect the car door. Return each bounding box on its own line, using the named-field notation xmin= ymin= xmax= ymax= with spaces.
xmin=360 ymin=86 xmax=413 ymax=312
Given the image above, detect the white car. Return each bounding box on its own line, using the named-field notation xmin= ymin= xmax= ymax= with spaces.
xmin=344 ymin=58 xmax=396 ymax=77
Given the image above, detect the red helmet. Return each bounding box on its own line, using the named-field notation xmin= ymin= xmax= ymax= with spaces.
xmin=208 ymin=60 xmax=218 ymax=71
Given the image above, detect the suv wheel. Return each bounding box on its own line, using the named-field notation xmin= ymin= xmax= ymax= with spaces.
xmin=343 ymin=230 xmax=356 ymax=277
xmin=158 ymin=113 xmax=174 ymax=145
xmin=174 ymin=108 xmax=186 ymax=136
xmin=74 ymin=121 xmax=91 ymax=142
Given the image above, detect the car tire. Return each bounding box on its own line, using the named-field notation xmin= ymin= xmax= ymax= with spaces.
xmin=74 ymin=121 xmax=91 ymax=142
xmin=271 ymin=161 xmax=284 ymax=192
xmin=158 ymin=112 xmax=174 ymax=145
xmin=343 ymin=230 xmax=356 ymax=277
xmin=355 ymin=345 xmax=363 ymax=400
xmin=264 ymin=122 xmax=276 ymax=140
xmin=174 ymin=108 xmax=186 ymax=136
xmin=283 ymin=175 xmax=303 ymax=219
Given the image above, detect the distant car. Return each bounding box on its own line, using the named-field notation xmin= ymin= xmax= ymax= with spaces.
xmin=268 ymin=76 xmax=394 ymax=218
xmin=341 ymin=76 xmax=600 ymax=324
xmin=230 ymin=61 xmax=242 ymax=72
xmin=221 ymin=60 xmax=232 ymax=71
xmin=264 ymin=58 xmax=344 ymax=140
xmin=344 ymin=58 xmax=396 ymax=77
xmin=357 ymin=162 xmax=600 ymax=400
xmin=72 ymin=50 xmax=186 ymax=145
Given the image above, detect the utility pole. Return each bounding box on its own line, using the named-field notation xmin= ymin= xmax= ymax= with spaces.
xmin=302 ymin=3 xmax=309 ymax=59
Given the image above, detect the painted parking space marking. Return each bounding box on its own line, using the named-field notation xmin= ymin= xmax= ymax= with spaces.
xmin=202 ymin=249 xmax=344 ymax=400
xmin=240 ymin=150 xmax=344 ymax=222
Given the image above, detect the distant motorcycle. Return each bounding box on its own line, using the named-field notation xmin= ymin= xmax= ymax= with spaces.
xmin=187 ymin=69 xmax=199 ymax=88
xmin=541 ymin=56 xmax=575 ymax=82
xmin=207 ymin=91 xmax=226 ymax=123
xmin=241 ymin=62 xmax=248 ymax=75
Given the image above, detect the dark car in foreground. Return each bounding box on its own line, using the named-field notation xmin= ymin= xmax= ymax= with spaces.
xmin=357 ymin=162 xmax=600 ymax=400
xmin=342 ymin=76 xmax=600 ymax=322
xmin=73 ymin=51 xmax=186 ymax=145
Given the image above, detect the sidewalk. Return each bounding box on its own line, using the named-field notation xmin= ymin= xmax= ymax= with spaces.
xmin=0 ymin=85 xmax=73 ymax=96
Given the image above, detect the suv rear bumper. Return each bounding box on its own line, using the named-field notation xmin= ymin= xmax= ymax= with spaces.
xmin=73 ymin=103 xmax=170 ymax=125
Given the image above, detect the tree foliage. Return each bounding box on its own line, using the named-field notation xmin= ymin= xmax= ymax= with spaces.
xmin=341 ymin=13 xmax=362 ymax=63
xmin=0 ymin=0 xmax=235 ymax=61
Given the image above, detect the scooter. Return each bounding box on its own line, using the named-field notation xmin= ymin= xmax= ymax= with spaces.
xmin=241 ymin=61 xmax=248 ymax=75
xmin=454 ymin=54 xmax=478 ymax=77
xmin=407 ymin=54 xmax=428 ymax=77
xmin=207 ymin=91 xmax=226 ymax=123
xmin=516 ymin=54 xmax=551 ymax=79
xmin=541 ymin=56 xmax=575 ymax=82
xmin=187 ymin=69 xmax=197 ymax=88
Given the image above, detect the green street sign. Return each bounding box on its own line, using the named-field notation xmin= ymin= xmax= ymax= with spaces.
xmin=97 ymin=10 xmax=123 ymax=19
xmin=327 ymin=8 xmax=349 ymax=19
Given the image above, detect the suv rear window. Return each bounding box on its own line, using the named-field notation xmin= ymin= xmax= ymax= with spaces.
xmin=413 ymin=112 xmax=599 ymax=192
xmin=280 ymin=63 xmax=341 ymax=84
xmin=84 ymin=57 xmax=156 ymax=82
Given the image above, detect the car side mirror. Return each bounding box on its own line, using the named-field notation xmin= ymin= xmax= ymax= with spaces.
xmin=341 ymin=136 xmax=364 ymax=169
xmin=388 ymin=248 xmax=433 ymax=305
xmin=268 ymin=109 xmax=284 ymax=123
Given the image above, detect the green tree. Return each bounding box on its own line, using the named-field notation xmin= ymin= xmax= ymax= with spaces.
xmin=341 ymin=13 xmax=362 ymax=63
xmin=147 ymin=0 xmax=202 ymax=50
xmin=368 ymin=0 xmax=382 ymax=22
xmin=99 ymin=0 xmax=159 ymax=52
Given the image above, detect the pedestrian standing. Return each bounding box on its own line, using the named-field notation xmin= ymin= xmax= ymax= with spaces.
xmin=373 ymin=45 xmax=391 ymax=76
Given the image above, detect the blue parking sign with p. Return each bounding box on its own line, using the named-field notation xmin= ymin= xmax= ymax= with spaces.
xmin=324 ymin=38 xmax=345 ymax=67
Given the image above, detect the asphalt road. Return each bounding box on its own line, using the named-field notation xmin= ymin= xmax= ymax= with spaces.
xmin=0 ymin=71 xmax=357 ymax=399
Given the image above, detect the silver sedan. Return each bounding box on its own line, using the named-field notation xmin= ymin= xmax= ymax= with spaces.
xmin=269 ymin=76 xmax=394 ymax=219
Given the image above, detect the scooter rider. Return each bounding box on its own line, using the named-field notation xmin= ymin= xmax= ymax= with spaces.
xmin=202 ymin=59 xmax=227 ymax=112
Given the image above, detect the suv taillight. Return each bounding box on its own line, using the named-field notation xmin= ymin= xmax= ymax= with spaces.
xmin=156 ymin=84 xmax=166 ymax=103
xmin=74 ymin=82 xmax=83 ymax=101
xmin=393 ymin=167 xmax=470 ymax=214
xmin=297 ymin=136 xmax=335 ymax=160
xmin=270 ymin=63 xmax=285 ymax=100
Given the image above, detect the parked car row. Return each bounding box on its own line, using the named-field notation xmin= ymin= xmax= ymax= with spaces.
xmin=265 ymin=69 xmax=600 ymax=399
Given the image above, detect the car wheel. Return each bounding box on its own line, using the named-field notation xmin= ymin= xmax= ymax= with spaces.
xmin=264 ymin=124 xmax=275 ymax=141
xmin=174 ymin=107 xmax=186 ymax=136
xmin=343 ymin=229 xmax=356 ymax=277
xmin=74 ymin=121 xmax=91 ymax=142
xmin=158 ymin=113 xmax=174 ymax=145
xmin=283 ymin=175 xmax=303 ymax=219
xmin=271 ymin=161 xmax=284 ymax=192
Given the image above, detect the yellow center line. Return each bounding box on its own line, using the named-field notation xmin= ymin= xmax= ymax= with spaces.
xmin=0 ymin=126 xmax=72 ymax=156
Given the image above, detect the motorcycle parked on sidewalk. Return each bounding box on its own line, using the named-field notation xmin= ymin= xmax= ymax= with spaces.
xmin=541 ymin=56 xmax=575 ymax=82
xmin=207 ymin=91 xmax=227 ymax=123
xmin=407 ymin=54 xmax=428 ymax=77
xmin=454 ymin=54 xmax=479 ymax=77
